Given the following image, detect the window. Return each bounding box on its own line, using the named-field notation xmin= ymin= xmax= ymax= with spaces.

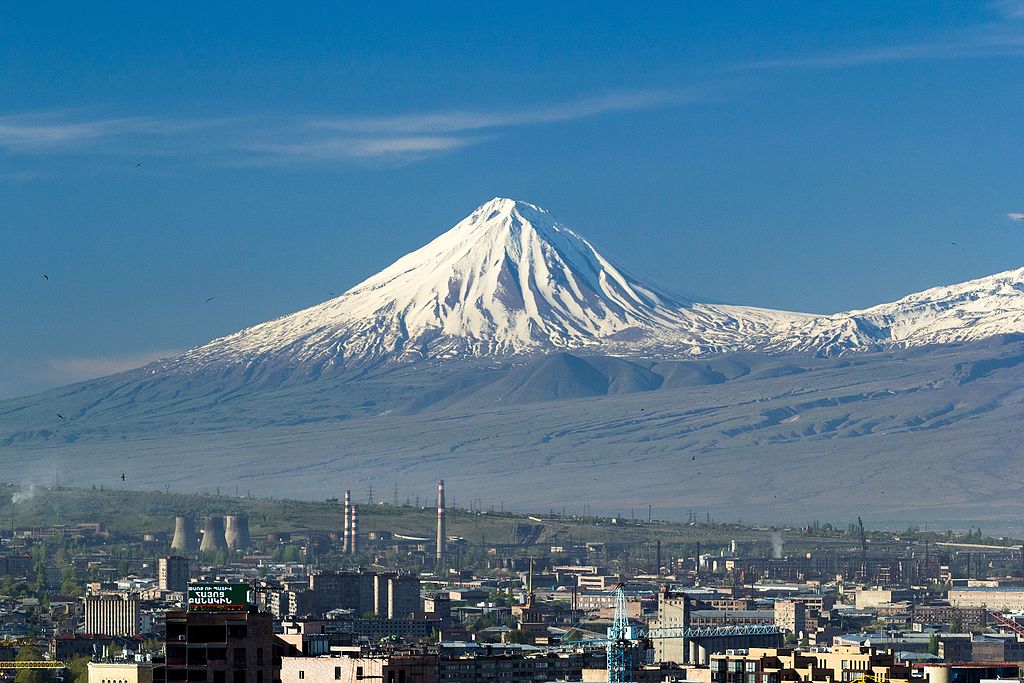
xmin=335 ymin=668 xmax=342 ymax=680
xmin=298 ymin=672 xmax=305 ymax=680
xmin=746 ymin=662 xmax=757 ymax=672
xmin=213 ymin=673 xmax=225 ymax=683
xmin=233 ymin=648 xmax=247 ymax=668
xmin=257 ymin=648 xmax=264 ymax=666
xmin=357 ymin=667 xmax=364 ymax=680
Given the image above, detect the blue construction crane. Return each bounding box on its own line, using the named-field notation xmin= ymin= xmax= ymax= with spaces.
xmin=565 ymin=584 xmax=784 ymax=683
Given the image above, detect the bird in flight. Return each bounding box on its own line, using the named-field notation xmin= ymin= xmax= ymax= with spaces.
xmin=135 ymin=162 xmax=143 ymax=168
xmin=1008 ymin=213 xmax=1024 ymax=221
xmin=56 ymin=414 xmax=64 ymax=420
xmin=205 ymin=297 xmax=215 ymax=303
xmin=42 ymin=274 xmax=48 ymax=280
xmin=121 ymin=473 xmax=125 ymax=481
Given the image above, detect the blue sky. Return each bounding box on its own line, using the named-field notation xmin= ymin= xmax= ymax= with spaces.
xmin=2 ymin=2 xmax=1024 ymax=398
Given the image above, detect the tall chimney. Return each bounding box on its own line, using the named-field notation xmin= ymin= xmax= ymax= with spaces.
xmin=349 ymin=504 xmax=359 ymax=554
xmin=199 ymin=516 xmax=228 ymax=553
xmin=171 ymin=516 xmax=198 ymax=553
xmin=436 ymin=480 xmax=446 ymax=567
xmin=343 ymin=490 xmax=351 ymax=554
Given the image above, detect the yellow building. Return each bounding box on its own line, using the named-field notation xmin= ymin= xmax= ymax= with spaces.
xmin=87 ymin=662 xmax=155 ymax=683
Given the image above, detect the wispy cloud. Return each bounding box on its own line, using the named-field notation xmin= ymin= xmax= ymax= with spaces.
xmin=0 ymin=112 xmax=231 ymax=152
xmin=312 ymin=88 xmax=704 ymax=135
xmin=240 ymin=135 xmax=479 ymax=164
xmin=739 ymin=32 xmax=1024 ymax=71
xmin=48 ymin=349 xmax=180 ymax=383
xmin=0 ymin=88 xmax=707 ymax=166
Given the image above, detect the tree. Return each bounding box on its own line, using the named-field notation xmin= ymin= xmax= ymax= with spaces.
xmin=504 ymin=629 xmax=535 ymax=645
xmin=14 ymin=647 xmax=57 ymax=683
xmin=928 ymin=633 xmax=940 ymax=656
xmin=65 ymin=656 xmax=90 ymax=683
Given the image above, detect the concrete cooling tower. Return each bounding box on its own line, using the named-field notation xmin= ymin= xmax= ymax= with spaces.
xmin=171 ymin=516 xmax=198 ymax=553
xmin=224 ymin=515 xmax=251 ymax=550
xmin=199 ymin=516 xmax=228 ymax=552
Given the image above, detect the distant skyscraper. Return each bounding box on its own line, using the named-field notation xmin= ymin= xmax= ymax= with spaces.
xmin=158 ymin=556 xmax=190 ymax=593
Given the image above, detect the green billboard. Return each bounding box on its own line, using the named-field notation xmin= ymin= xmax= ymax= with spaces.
xmin=188 ymin=583 xmax=250 ymax=611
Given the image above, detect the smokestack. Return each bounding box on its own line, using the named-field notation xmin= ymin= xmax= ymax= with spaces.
xmin=224 ymin=515 xmax=251 ymax=550
xmin=171 ymin=516 xmax=198 ymax=553
xmin=343 ymin=490 xmax=351 ymax=554
xmin=349 ymin=504 xmax=359 ymax=554
xmin=199 ymin=516 xmax=228 ymax=553
xmin=436 ymin=480 xmax=446 ymax=566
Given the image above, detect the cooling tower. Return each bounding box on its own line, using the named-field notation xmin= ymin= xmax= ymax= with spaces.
xmin=224 ymin=515 xmax=251 ymax=550
xmin=171 ymin=516 xmax=198 ymax=553
xmin=199 ymin=516 xmax=228 ymax=552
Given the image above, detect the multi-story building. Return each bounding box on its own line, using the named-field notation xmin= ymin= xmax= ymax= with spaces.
xmin=308 ymin=571 xmax=374 ymax=614
xmin=949 ymin=587 xmax=1024 ymax=611
xmin=164 ymin=609 xmax=282 ymax=683
xmin=372 ymin=573 xmax=420 ymax=619
xmin=85 ymin=593 xmax=141 ymax=637
xmin=373 ymin=572 xmax=397 ymax=617
xmin=939 ymin=635 xmax=1024 ymax=663
xmin=87 ymin=661 xmax=156 ymax=683
xmin=913 ymin=604 xmax=988 ymax=630
xmin=650 ymin=589 xmax=688 ymax=665
xmin=710 ymin=645 xmax=912 ymax=683
xmin=773 ymin=600 xmax=806 ymax=637
xmin=438 ymin=648 xmax=604 ymax=683
xmin=158 ymin=556 xmax=190 ymax=593
xmin=280 ymin=654 xmax=436 ymax=683
xmin=387 ymin=575 xmax=421 ymax=620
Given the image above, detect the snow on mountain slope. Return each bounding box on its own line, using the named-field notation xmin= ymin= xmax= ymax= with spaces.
xmin=127 ymin=198 xmax=1024 ymax=380
xmin=766 ymin=268 xmax=1024 ymax=356
xmin=162 ymin=198 xmax=810 ymax=376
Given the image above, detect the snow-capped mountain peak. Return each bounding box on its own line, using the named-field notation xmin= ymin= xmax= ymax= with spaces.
xmin=166 ymin=198 xmax=805 ymax=376
xmin=155 ymin=198 xmax=1024 ymax=379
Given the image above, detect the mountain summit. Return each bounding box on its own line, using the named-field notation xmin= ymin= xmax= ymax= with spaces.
xmin=166 ymin=198 xmax=804 ymax=378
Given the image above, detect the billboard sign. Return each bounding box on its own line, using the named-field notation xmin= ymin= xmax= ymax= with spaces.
xmin=188 ymin=583 xmax=249 ymax=611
